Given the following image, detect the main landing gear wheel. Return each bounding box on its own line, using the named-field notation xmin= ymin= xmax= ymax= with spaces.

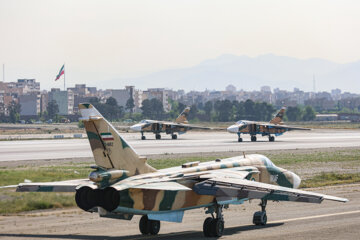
xmin=253 ymin=199 xmax=267 ymax=226
xmin=269 ymin=136 xmax=275 ymax=142
xmin=251 ymin=135 xmax=257 ymax=142
xmin=139 ymin=215 xmax=160 ymax=235
xmin=141 ymin=132 xmax=146 ymax=140
xmin=171 ymin=134 xmax=177 ymax=139
xmin=237 ymin=133 xmax=242 ymax=142
xmin=155 ymin=134 xmax=161 ymax=140
xmin=203 ymin=205 xmax=225 ymax=237
xmin=253 ymin=211 xmax=267 ymax=225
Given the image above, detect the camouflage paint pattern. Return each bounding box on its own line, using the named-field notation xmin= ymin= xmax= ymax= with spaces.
xmin=79 ymin=103 xmax=156 ymax=175
xmin=175 ymin=106 xmax=190 ymax=123
xmin=269 ymin=107 xmax=285 ymax=124
xmin=16 ymin=103 xmax=347 ymax=223
xmin=130 ymin=106 xmax=210 ymax=135
xmin=227 ymin=107 xmax=310 ymax=137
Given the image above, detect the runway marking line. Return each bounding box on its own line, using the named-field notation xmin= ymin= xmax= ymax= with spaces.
xmin=123 ymin=210 xmax=360 ymax=240
xmin=269 ymin=210 xmax=360 ymax=224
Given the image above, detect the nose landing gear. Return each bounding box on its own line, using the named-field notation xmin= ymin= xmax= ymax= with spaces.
xmin=141 ymin=132 xmax=146 ymax=140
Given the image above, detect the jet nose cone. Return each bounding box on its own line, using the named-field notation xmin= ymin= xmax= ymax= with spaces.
xmin=130 ymin=124 xmax=142 ymax=132
xmin=227 ymin=125 xmax=239 ymax=133
xmin=292 ymin=172 xmax=301 ymax=189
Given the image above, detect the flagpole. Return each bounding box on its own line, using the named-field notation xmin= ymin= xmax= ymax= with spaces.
xmin=64 ymin=63 xmax=66 ymax=91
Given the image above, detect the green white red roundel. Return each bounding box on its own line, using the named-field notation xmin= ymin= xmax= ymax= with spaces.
xmin=101 ymin=132 xmax=114 ymax=141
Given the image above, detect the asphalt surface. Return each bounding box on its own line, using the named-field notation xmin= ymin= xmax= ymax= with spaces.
xmin=0 ymin=184 xmax=358 ymax=240
xmin=1 ymin=129 xmax=360 ymax=161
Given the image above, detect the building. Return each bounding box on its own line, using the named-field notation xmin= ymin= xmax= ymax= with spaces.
xmin=16 ymin=79 xmax=40 ymax=94
xmin=226 ymin=84 xmax=237 ymax=93
xmin=260 ymin=86 xmax=271 ymax=93
xmin=143 ymin=88 xmax=171 ymax=112
xmin=109 ymin=89 xmax=130 ymax=107
xmin=19 ymin=93 xmax=41 ymax=116
xmin=67 ymin=84 xmax=97 ymax=97
xmin=48 ymin=88 xmax=74 ymax=115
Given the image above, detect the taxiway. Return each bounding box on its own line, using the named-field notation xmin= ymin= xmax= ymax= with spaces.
xmin=0 ymin=129 xmax=360 ymax=162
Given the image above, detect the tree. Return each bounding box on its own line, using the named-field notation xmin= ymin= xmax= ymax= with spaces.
xmin=188 ymin=104 xmax=198 ymax=121
xmin=204 ymin=101 xmax=213 ymax=121
xmin=8 ymin=101 xmax=21 ymax=123
xmin=46 ymin=100 xmax=59 ymax=120
xmin=302 ymin=106 xmax=316 ymax=121
xmin=244 ymin=99 xmax=255 ymax=120
xmin=150 ymin=98 xmax=164 ymax=119
xmin=141 ymin=98 xmax=164 ymax=119
xmin=106 ymin=97 xmax=118 ymax=106
xmin=125 ymin=97 xmax=135 ymax=116
xmin=286 ymin=106 xmax=302 ymax=121
xmin=213 ymin=100 xmax=232 ymax=122
xmin=88 ymin=97 xmax=124 ymax=121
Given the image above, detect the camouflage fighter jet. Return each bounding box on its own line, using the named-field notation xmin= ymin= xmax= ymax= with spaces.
xmin=15 ymin=103 xmax=347 ymax=237
xmin=227 ymin=107 xmax=310 ymax=142
xmin=130 ymin=106 xmax=210 ymax=140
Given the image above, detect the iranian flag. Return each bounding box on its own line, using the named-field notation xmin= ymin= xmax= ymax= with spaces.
xmin=55 ymin=64 xmax=65 ymax=81
xmin=101 ymin=132 xmax=114 ymax=141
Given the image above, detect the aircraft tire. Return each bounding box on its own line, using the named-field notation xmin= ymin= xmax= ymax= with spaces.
xmin=238 ymin=137 xmax=243 ymax=142
xmin=253 ymin=211 xmax=267 ymax=225
xmin=269 ymin=136 xmax=275 ymax=142
xmin=149 ymin=220 xmax=161 ymax=235
xmin=139 ymin=215 xmax=150 ymax=235
xmin=155 ymin=134 xmax=161 ymax=140
xmin=251 ymin=136 xmax=257 ymax=142
xmin=141 ymin=136 xmax=146 ymax=140
xmin=203 ymin=217 xmax=213 ymax=237
xmin=212 ymin=218 xmax=224 ymax=237
xmin=172 ymin=134 xmax=177 ymax=140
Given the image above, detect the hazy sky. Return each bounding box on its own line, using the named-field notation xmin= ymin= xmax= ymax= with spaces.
xmin=0 ymin=0 xmax=359 ymax=90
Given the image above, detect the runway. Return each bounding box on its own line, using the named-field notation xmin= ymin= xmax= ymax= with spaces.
xmin=1 ymin=129 xmax=360 ymax=161
xmin=0 ymin=184 xmax=358 ymax=240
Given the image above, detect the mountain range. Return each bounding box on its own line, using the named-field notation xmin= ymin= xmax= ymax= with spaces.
xmin=105 ymin=54 xmax=360 ymax=92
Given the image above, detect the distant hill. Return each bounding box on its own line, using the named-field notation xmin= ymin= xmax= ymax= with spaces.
xmin=105 ymin=54 xmax=360 ymax=92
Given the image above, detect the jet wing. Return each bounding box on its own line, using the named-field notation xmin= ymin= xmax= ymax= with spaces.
xmin=193 ymin=177 xmax=348 ymax=203
xmin=265 ymin=124 xmax=311 ymax=131
xmin=16 ymin=179 xmax=92 ymax=192
xmin=170 ymin=123 xmax=212 ymax=130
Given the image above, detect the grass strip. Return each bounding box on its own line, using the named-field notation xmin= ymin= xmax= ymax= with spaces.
xmin=301 ymin=172 xmax=360 ymax=188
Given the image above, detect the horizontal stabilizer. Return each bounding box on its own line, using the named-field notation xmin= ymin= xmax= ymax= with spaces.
xmin=131 ymin=181 xmax=191 ymax=191
xmin=16 ymin=179 xmax=91 ymax=192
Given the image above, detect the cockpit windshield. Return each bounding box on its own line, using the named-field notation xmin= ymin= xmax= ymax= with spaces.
xmin=236 ymin=120 xmax=244 ymax=125
xmin=262 ymin=156 xmax=276 ymax=167
xmin=140 ymin=120 xmax=148 ymax=123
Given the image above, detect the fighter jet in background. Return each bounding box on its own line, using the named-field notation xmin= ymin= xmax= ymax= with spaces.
xmin=227 ymin=107 xmax=310 ymax=142
xmin=130 ymin=106 xmax=210 ymax=140
xmin=15 ymin=103 xmax=347 ymax=237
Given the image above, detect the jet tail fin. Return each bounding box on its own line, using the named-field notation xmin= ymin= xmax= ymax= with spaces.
xmin=175 ymin=106 xmax=190 ymax=123
xmin=79 ymin=103 xmax=156 ymax=175
xmin=270 ymin=107 xmax=286 ymax=125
